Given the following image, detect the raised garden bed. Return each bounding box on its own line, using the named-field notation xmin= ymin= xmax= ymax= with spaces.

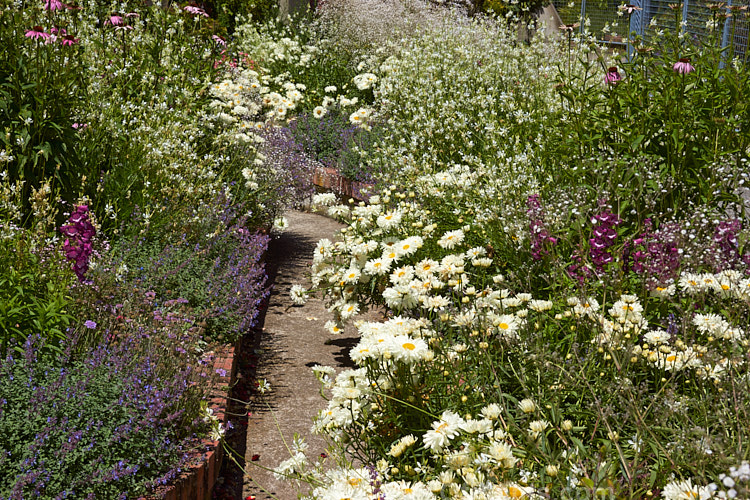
xmin=312 ymin=166 xmax=374 ymax=202
xmin=142 ymin=342 xmax=238 ymax=500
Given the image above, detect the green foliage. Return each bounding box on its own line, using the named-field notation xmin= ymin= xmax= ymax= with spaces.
xmin=207 ymin=0 xmax=279 ymax=32
xmin=0 ymin=229 xmax=75 ymax=357
xmin=0 ymin=9 xmax=89 ymax=224
xmin=553 ymin=17 xmax=750 ymax=219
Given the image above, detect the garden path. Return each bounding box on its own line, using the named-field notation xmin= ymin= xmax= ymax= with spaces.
xmin=238 ymin=208 xmax=376 ymax=500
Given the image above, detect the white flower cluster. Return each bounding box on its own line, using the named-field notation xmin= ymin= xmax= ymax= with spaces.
xmin=574 ymin=280 xmax=748 ymax=381
xmin=353 ymin=72 xmax=378 ymax=90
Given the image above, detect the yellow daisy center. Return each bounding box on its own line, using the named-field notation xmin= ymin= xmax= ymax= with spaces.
xmin=508 ymin=486 xmax=524 ymax=498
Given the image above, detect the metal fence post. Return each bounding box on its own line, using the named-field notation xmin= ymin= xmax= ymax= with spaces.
xmin=580 ymin=0 xmax=587 ymax=34
xmin=721 ymin=0 xmax=733 ymax=53
xmin=681 ymin=0 xmax=690 ymax=34
xmin=629 ymin=0 xmax=644 ymax=59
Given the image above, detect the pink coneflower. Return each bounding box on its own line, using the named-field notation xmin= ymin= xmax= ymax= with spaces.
xmin=61 ymin=34 xmax=79 ymax=46
xmin=605 ymin=66 xmax=622 ymax=84
xmin=105 ymin=15 xmax=124 ymax=26
xmin=125 ymin=12 xmax=140 ymax=17
xmin=673 ymin=58 xmax=695 ymax=74
xmin=44 ymin=0 xmax=65 ymax=10
xmin=184 ymin=5 xmax=209 ymax=17
xmin=212 ymin=34 xmax=226 ymax=46
xmin=25 ymin=26 xmax=50 ymax=40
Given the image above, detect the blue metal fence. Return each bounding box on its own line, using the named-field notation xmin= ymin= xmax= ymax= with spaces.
xmin=552 ymin=0 xmax=750 ymax=59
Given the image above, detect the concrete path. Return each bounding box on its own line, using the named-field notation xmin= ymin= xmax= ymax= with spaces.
xmin=239 ymin=209 xmax=361 ymax=500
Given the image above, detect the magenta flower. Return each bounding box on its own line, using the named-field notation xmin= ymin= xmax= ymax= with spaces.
xmin=605 ymin=66 xmax=622 ymax=85
xmin=673 ymin=58 xmax=695 ymax=74
xmin=60 ymin=205 xmax=96 ymax=282
xmin=526 ymin=194 xmax=558 ymax=261
xmin=588 ymin=209 xmax=622 ymax=272
xmin=44 ymin=0 xmax=65 ymax=10
xmin=25 ymin=26 xmax=50 ymax=40
xmin=184 ymin=5 xmax=209 ymax=17
xmin=105 ymin=15 xmax=125 ymax=26
xmin=60 ymin=34 xmax=79 ymax=46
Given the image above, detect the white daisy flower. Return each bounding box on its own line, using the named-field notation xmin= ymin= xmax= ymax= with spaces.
xmin=313 ymin=105 xmax=327 ymax=118
xmin=324 ymin=320 xmax=344 ymax=335
xmin=643 ymin=329 xmax=671 ymax=345
xmin=423 ymin=411 xmax=464 ymax=452
xmin=376 ymin=211 xmax=403 ymax=230
xmin=438 ymin=229 xmax=465 ymax=249
xmin=289 ymin=284 xmax=307 ymax=305
xmin=415 ymin=259 xmax=439 ymax=279
xmin=364 ymin=257 xmax=392 ymax=276
xmin=395 ymin=236 xmax=423 ymax=257
xmin=661 ymin=478 xmax=713 ymax=500
xmin=651 ymin=284 xmax=676 ymax=299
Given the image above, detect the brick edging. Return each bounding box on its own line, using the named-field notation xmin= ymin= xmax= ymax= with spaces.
xmin=142 ymin=340 xmax=238 ymax=500
xmin=312 ymin=166 xmax=375 ymax=202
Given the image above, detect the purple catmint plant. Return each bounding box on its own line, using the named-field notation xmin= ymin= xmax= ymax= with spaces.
xmin=526 ymin=194 xmax=557 ymax=261
xmin=367 ymin=464 xmax=385 ymax=500
xmin=0 ymin=330 xmax=212 ymax=498
xmin=60 ymin=205 xmax=96 ymax=282
xmin=666 ymin=313 xmax=680 ymax=341
xmin=589 ymin=209 xmax=621 ymax=273
xmin=205 ymin=224 xmax=270 ymax=339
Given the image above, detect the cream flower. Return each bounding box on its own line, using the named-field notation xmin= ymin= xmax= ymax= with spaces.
xmin=438 ymin=229 xmax=465 ymax=249
xmin=423 ymin=411 xmax=464 ymax=452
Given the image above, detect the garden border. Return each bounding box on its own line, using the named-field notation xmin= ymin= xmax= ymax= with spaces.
xmin=142 ymin=165 xmax=365 ymax=500
xmin=139 ymin=341 xmax=238 ymax=500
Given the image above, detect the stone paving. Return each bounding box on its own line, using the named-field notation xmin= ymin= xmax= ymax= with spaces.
xmin=236 ymin=209 xmax=377 ymax=500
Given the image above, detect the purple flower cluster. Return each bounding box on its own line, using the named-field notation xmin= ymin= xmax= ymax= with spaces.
xmin=0 ymin=331 xmax=210 ymax=498
xmin=567 ymin=251 xmax=591 ymax=285
xmin=589 ymin=209 xmax=621 ymax=272
xmin=205 ymin=223 xmax=269 ymax=339
xmin=626 ymin=219 xmax=681 ymax=287
xmin=711 ymin=218 xmax=744 ymax=272
xmin=526 ymin=194 xmax=557 ymax=261
xmin=60 ymin=205 xmax=96 ymax=282
xmin=367 ymin=464 xmax=385 ymax=500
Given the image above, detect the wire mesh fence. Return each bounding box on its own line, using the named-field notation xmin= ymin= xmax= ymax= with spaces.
xmin=551 ymin=0 xmax=750 ymax=59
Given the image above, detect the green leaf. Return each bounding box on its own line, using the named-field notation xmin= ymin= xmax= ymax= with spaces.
xmin=630 ymin=134 xmax=645 ymax=151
